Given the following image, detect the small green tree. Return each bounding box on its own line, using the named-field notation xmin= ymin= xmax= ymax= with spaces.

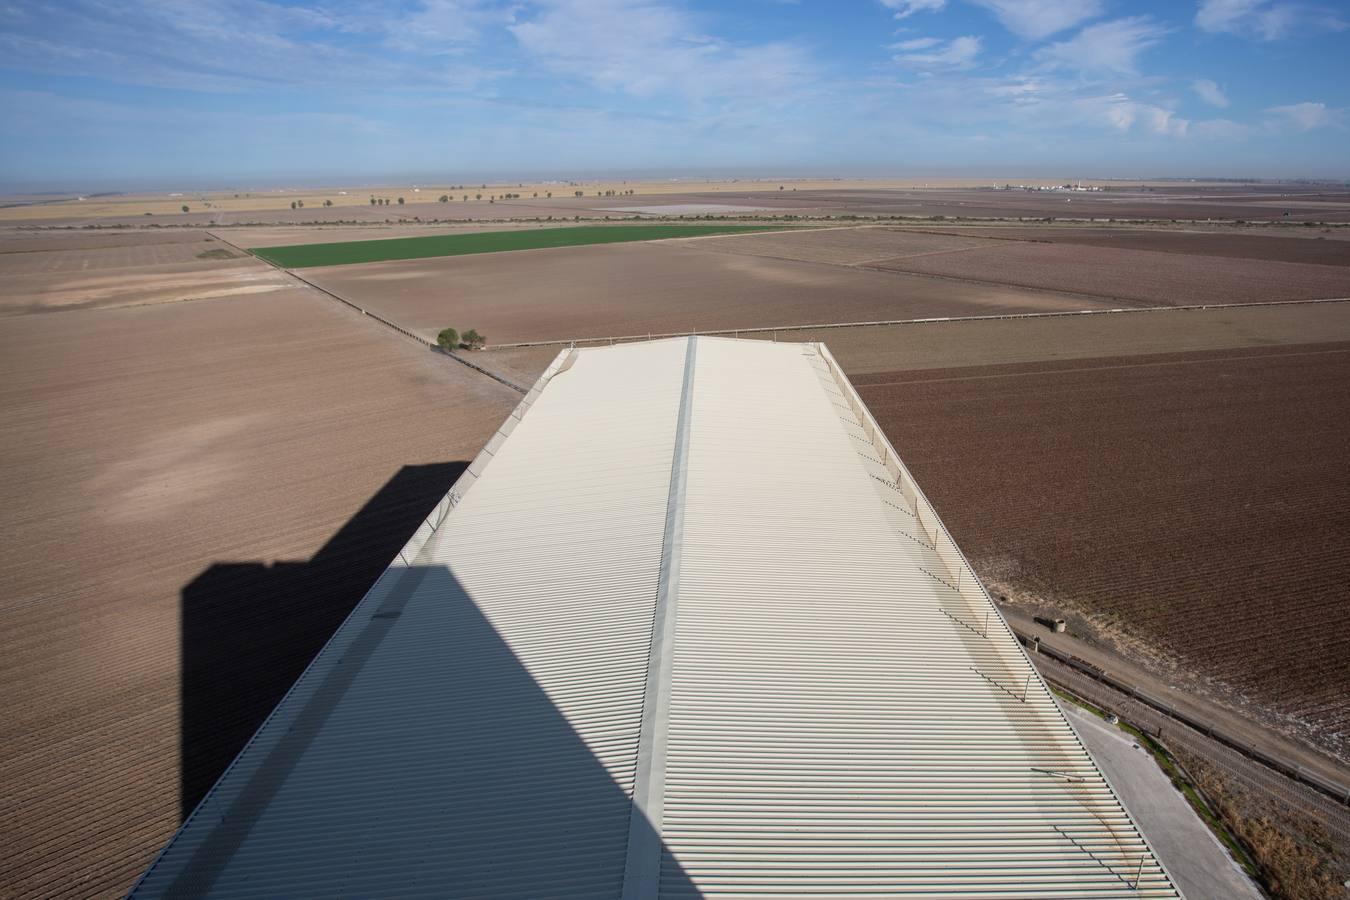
xmin=460 ymin=329 xmax=485 ymax=350
xmin=437 ymin=327 xmax=460 ymax=350
xmin=439 ymin=194 xmax=449 ymax=203
xmin=181 ymin=205 xmax=190 ymax=213
xmin=324 ymin=199 xmax=333 ymax=207
xmin=397 ymin=197 xmax=405 ymax=205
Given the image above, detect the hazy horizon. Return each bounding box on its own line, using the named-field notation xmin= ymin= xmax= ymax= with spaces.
xmin=5 ymin=168 xmax=1349 ymax=197
xmin=3 ymin=0 xmax=1348 ymax=187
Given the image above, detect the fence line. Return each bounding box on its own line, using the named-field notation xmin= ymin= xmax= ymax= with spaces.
xmin=1017 ymin=631 xmax=1350 ymax=809
xmin=485 ymin=296 xmax=1350 ymax=351
xmin=207 ymin=231 xmax=527 ymax=394
xmin=1042 ymin=660 xmax=1350 ymax=848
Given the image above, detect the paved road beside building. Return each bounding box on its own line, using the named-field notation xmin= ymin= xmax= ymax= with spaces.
xmin=1062 ymin=702 xmax=1262 ymax=900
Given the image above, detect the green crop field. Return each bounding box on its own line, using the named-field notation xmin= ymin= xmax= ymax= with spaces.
xmin=249 ymin=224 xmax=793 ymax=268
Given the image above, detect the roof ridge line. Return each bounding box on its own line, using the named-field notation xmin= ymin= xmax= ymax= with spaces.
xmin=621 ymin=335 xmax=697 ymax=900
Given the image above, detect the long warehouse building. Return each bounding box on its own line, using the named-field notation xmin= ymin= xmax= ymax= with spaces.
xmin=133 ymin=336 xmax=1178 ymax=898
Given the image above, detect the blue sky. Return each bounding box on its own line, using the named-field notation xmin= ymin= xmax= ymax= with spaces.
xmin=1 ymin=0 xmax=1347 ymax=188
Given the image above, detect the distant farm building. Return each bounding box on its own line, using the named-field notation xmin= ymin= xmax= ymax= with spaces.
xmin=132 ymin=337 xmax=1177 ymax=898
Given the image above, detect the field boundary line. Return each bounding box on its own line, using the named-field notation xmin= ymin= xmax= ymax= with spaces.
xmin=857 ymin=345 xmax=1350 ymax=387
xmin=206 ymin=230 xmax=527 ymax=394
xmin=484 ymin=296 xmax=1350 ymax=350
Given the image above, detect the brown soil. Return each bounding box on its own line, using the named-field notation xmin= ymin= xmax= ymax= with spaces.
xmin=0 ymin=229 xmax=211 ymax=253
xmin=0 ymin=290 xmax=518 ymax=898
xmin=872 ymin=242 xmax=1350 ymax=305
xmin=920 ymin=226 xmax=1350 ymax=266
xmin=0 ymin=237 xmax=243 ymax=276
xmin=749 ymin=301 xmax=1350 ymax=375
xmin=0 ymin=256 xmax=292 ymax=317
xmin=854 ymin=343 xmax=1350 ymax=750
xmin=0 ymin=229 xmax=297 ymax=317
xmin=305 ymin=240 xmax=1124 ymax=345
xmin=677 ymin=226 xmax=991 ymax=266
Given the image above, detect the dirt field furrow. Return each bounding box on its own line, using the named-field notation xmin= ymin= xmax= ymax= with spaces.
xmin=0 ymin=287 xmax=518 ymax=898
xmin=854 ymin=341 xmax=1350 ymax=756
xmin=302 ymin=240 xmax=1124 ymax=345
xmin=870 ymin=242 xmax=1350 ymax=306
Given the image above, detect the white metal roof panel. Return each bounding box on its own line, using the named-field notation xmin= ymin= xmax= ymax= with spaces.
xmin=652 ymin=338 xmax=1175 ymax=897
xmin=134 ymin=336 xmax=1178 ymax=898
xmin=133 ymin=339 xmax=688 ymax=898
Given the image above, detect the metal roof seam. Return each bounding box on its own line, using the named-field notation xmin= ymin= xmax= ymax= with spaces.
xmin=622 ymin=336 xmax=697 ymax=900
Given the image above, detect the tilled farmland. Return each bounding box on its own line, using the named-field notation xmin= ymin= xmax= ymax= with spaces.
xmin=854 ymin=342 xmax=1350 ymax=755
xmin=0 ymin=231 xmax=292 ymax=317
xmin=871 ymin=241 xmax=1350 ymax=305
xmin=678 ymin=226 xmax=992 ymax=266
xmin=919 ymin=226 xmax=1350 ymax=267
xmin=0 ymin=234 xmax=241 ymax=275
xmin=0 ymin=288 xmax=518 ymax=898
xmin=303 ymin=239 xmax=1127 ymax=345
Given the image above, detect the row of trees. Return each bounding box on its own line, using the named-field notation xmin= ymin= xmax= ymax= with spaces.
xmin=437 ymin=327 xmax=486 ymax=351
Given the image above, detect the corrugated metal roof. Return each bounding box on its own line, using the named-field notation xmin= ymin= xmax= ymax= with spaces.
xmin=133 ymin=336 xmax=1178 ymax=898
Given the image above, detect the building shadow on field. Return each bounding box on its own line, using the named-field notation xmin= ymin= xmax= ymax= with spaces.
xmin=179 ymin=462 xmax=470 ymax=819
xmin=169 ymin=463 xmax=696 ymax=896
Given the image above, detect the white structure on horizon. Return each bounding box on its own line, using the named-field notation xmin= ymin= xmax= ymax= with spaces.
xmin=133 ymin=337 xmax=1178 ymax=899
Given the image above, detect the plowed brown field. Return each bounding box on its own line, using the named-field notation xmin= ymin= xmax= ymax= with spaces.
xmin=678 ymin=226 xmax=990 ymax=266
xmin=0 ymin=290 xmax=517 ymax=898
xmin=0 ymin=231 xmax=291 ymax=317
xmin=854 ymin=342 xmax=1350 ymax=750
xmin=872 ymin=242 xmax=1350 ymax=305
xmin=920 ymin=226 xmax=1350 ymax=266
xmin=305 ymin=240 xmax=1126 ymax=345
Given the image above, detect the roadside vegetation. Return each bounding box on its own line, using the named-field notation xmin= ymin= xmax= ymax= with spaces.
xmin=1052 ymin=686 xmax=1349 ymax=900
xmin=249 ymin=224 xmax=792 ymax=268
xmin=437 ymin=327 xmax=485 ymax=351
xmin=1049 ymin=688 xmax=1261 ymax=880
xmin=1181 ymin=752 xmax=1347 ymax=900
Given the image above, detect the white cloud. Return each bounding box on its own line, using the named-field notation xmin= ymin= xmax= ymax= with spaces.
xmin=1266 ymin=101 xmax=1341 ymax=130
xmin=1191 ymin=118 xmax=1251 ymax=139
xmin=892 ymin=37 xmax=942 ymax=50
xmin=1195 ymin=0 xmax=1346 ymax=40
xmin=881 ymin=0 xmax=946 ymax=19
xmin=1037 ymin=17 xmax=1167 ymax=74
xmin=1191 ymin=78 xmax=1230 ymax=108
xmin=968 ymin=0 xmax=1104 ymax=40
xmin=894 ymin=34 xmax=981 ymax=69
xmin=0 ymin=0 xmax=511 ymax=93
xmin=509 ymin=0 xmax=813 ymax=101
xmin=382 ymin=0 xmax=512 ymax=54
xmin=1094 ymin=94 xmax=1190 ymax=136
